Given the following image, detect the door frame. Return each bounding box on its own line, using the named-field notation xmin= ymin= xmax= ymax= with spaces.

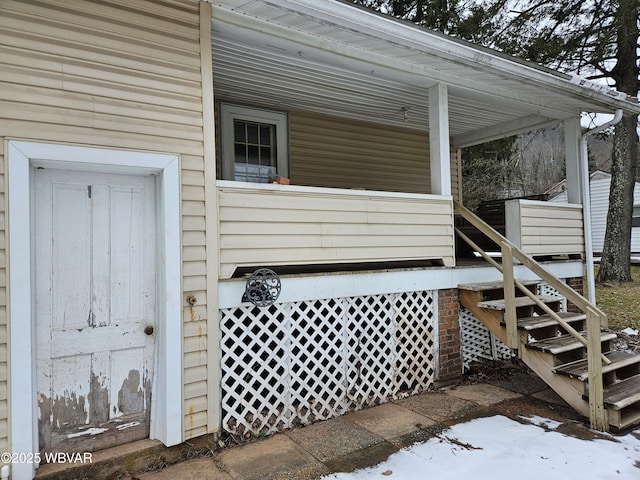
xmin=7 ymin=140 xmax=182 ymax=476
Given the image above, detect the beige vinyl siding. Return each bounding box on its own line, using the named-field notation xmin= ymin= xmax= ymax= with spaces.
xmin=218 ymin=183 xmax=455 ymax=278
xmin=0 ymin=0 xmax=209 ymax=443
xmin=514 ymin=201 xmax=585 ymax=257
xmin=290 ymin=110 xmax=459 ymax=196
xmin=450 ymin=147 xmax=461 ymax=202
xmin=290 ymin=110 xmax=431 ymax=193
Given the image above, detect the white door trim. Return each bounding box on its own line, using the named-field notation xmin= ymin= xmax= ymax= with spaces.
xmin=7 ymin=141 xmax=182 ymax=477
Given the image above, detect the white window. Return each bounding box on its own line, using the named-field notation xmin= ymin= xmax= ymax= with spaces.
xmin=633 ymin=205 xmax=640 ymax=228
xmin=220 ymin=103 xmax=289 ymax=183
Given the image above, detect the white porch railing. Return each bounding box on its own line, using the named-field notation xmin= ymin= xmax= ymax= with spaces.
xmin=505 ymin=199 xmax=585 ymax=258
xmin=217 ymin=181 xmax=455 ymax=279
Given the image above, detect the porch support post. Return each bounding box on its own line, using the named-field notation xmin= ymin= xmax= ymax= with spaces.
xmin=429 ymin=83 xmax=451 ymax=196
xmin=564 ymin=117 xmax=582 ymax=204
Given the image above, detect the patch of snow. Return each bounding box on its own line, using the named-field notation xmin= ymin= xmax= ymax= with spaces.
xmin=517 ymin=414 xmax=562 ymax=430
xmin=67 ymin=427 xmax=108 ymax=438
xmin=622 ymin=327 xmax=639 ymax=336
xmin=322 ymin=415 xmax=640 ymax=480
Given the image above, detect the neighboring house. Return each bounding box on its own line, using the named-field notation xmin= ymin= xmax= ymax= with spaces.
xmin=2 ymin=1 xmax=640 ymax=478
xmin=549 ymin=171 xmax=640 ymax=254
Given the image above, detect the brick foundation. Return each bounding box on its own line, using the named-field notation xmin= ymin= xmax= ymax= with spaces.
xmin=565 ymin=276 xmax=584 ymax=313
xmin=437 ymin=288 xmax=462 ymax=383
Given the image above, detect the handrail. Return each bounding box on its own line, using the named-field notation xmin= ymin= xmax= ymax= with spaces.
xmin=455 ymin=226 xmax=609 ymax=364
xmin=454 ymin=200 xmax=609 ymax=430
xmin=455 ymin=201 xmax=606 ymax=317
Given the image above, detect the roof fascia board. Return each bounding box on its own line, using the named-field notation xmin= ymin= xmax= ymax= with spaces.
xmin=212 ymin=8 xmax=582 ymax=119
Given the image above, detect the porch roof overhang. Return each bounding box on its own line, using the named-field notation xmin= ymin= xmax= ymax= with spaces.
xmin=207 ymin=0 xmax=640 ymax=149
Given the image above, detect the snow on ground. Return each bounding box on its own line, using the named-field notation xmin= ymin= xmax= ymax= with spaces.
xmin=322 ymin=415 xmax=640 ymax=480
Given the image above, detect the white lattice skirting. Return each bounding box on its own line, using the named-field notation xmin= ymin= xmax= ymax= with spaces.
xmin=460 ymin=307 xmax=512 ymax=369
xmin=219 ymin=291 xmax=437 ymax=436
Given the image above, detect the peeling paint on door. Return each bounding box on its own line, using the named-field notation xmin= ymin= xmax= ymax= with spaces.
xmin=35 ymin=170 xmax=157 ymax=454
xmin=52 ymin=391 xmax=88 ymax=428
xmin=88 ymin=372 xmax=109 ymax=424
xmin=118 ymin=370 xmax=143 ymax=415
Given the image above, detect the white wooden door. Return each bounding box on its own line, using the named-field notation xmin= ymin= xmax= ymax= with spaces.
xmin=35 ymin=169 xmax=156 ymax=453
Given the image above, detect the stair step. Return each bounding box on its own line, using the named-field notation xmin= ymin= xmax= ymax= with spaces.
xmin=458 ymin=280 xmax=539 ymax=291
xmin=478 ymin=294 xmax=560 ymax=311
xmin=610 ymin=410 xmax=640 ymax=430
xmin=603 ymin=375 xmax=640 ymax=410
xmin=554 ymin=351 xmax=640 ymax=381
xmin=513 ymin=312 xmax=586 ymax=330
xmin=526 ymin=331 xmax=617 ymax=354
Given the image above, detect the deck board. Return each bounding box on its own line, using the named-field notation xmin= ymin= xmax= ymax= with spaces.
xmin=603 ymin=376 xmax=640 ymax=410
xmin=478 ymin=295 xmax=560 ymax=311
xmin=526 ymin=332 xmax=617 ymax=354
xmin=554 ymin=351 xmax=640 ymax=381
xmin=458 ymin=280 xmax=539 ymax=291
xmin=514 ymin=312 xmax=586 ymax=330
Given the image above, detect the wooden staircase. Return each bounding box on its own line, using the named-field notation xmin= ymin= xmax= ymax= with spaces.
xmin=459 ymin=280 xmax=640 ymax=430
xmin=454 ymin=201 xmax=640 ymax=431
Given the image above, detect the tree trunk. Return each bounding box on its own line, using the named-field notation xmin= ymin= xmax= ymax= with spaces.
xmin=596 ymin=115 xmax=637 ymax=284
xmin=595 ymin=0 xmax=639 ymax=285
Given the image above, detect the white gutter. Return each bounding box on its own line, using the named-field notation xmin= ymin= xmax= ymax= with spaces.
xmin=580 ymin=109 xmax=623 ymax=303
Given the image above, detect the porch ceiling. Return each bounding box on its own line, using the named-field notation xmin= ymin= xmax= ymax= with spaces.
xmin=209 ymin=0 xmax=639 ymax=148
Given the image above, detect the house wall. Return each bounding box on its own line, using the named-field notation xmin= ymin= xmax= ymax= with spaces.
xmin=215 ymin=105 xmax=460 ymax=197
xmin=0 ymin=0 xmax=213 ymax=446
xmin=589 ymin=177 xmax=640 ymax=254
xmin=289 ymin=110 xmax=460 ymax=198
xmin=551 ymin=176 xmax=640 ymax=253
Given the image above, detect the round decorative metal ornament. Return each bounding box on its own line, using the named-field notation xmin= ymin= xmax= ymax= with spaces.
xmin=243 ymin=268 xmax=281 ymax=307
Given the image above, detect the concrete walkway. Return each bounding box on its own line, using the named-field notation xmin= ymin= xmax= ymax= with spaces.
xmin=133 ymin=371 xmax=583 ymax=480
xmin=36 ymin=370 xmax=589 ymax=480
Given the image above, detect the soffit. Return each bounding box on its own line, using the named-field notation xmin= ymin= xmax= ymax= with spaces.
xmin=209 ymin=0 xmax=638 ymax=146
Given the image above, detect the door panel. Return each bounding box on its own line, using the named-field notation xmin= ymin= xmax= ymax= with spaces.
xmin=52 ymin=183 xmax=92 ymax=330
xmin=35 ymin=169 xmax=156 ymax=454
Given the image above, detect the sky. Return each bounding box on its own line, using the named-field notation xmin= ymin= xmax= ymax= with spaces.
xmin=322 ymin=415 xmax=640 ymax=480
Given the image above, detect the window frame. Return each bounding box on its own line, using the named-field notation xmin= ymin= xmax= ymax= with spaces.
xmin=220 ymin=103 xmax=289 ymax=182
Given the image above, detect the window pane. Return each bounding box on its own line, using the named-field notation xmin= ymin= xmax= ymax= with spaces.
xmin=234 ymin=121 xmax=246 ymax=143
xmin=234 ymin=143 xmax=245 ymax=163
xmin=247 ymin=123 xmax=259 ymax=144
xmin=260 ymin=146 xmax=273 ymax=166
xmin=260 ymin=125 xmax=272 ymax=146
xmin=247 ymin=145 xmax=260 ymax=165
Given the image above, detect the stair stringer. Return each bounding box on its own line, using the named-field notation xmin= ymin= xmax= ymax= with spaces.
xmin=520 ymin=345 xmax=590 ymax=418
xmin=459 ymin=289 xmax=509 ymax=346
xmin=459 ymin=289 xmax=591 ymax=418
